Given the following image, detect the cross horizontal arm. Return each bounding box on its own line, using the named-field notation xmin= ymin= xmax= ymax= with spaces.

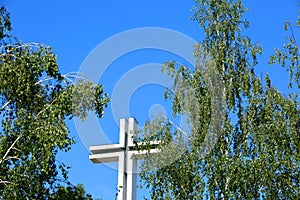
xmin=90 ymin=143 xmax=125 ymax=154
xmin=89 ymin=151 xmax=124 ymax=163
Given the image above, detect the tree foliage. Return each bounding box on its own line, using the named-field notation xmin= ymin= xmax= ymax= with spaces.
xmin=0 ymin=5 xmax=109 ymax=199
xmin=50 ymin=184 xmax=97 ymax=200
xmin=136 ymin=0 xmax=300 ymax=199
xmin=270 ymin=18 xmax=300 ymax=89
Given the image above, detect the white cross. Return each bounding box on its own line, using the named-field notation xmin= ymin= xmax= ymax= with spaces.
xmin=89 ymin=117 xmax=151 ymax=200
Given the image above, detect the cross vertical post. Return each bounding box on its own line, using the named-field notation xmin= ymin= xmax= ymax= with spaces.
xmin=126 ymin=118 xmax=138 ymax=200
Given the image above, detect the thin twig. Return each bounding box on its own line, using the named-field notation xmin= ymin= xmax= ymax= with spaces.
xmin=33 ymin=77 xmax=55 ymax=86
xmin=164 ymin=116 xmax=191 ymax=141
xmin=4 ymin=156 xmax=19 ymax=161
xmin=35 ymin=101 xmax=56 ymax=119
xmin=0 ymin=180 xmax=12 ymax=185
xmin=0 ymin=135 xmax=22 ymax=165
xmin=0 ymin=100 xmax=11 ymax=111
xmin=290 ymin=26 xmax=298 ymax=46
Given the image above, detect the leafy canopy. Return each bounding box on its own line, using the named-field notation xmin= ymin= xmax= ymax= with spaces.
xmin=135 ymin=0 xmax=299 ymax=199
xmin=0 ymin=5 xmax=109 ymax=199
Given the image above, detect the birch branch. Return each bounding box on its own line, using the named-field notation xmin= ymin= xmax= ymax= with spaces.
xmin=0 ymin=134 xmax=22 ymax=165
xmin=0 ymin=100 xmax=11 ymax=111
xmin=0 ymin=180 xmax=12 ymax=185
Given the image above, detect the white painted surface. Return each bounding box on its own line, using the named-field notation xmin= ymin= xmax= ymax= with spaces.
xmin=90 ymin=117 xmax=149 ymax=200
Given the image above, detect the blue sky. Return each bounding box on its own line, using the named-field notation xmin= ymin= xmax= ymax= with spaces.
xmin=4 ymin=0 xmax=299 ymax=199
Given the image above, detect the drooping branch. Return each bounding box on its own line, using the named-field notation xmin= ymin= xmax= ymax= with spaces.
xmin=0 ymin=42 xmax=45 ymax=54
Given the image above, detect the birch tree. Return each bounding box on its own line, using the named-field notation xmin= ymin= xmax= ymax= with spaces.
xmin=136 ymin=0 xmax=299 ymax=199
xmin=0 ymin=5 xmax=108 ymax=199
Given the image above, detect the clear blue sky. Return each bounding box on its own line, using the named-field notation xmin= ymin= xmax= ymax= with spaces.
xmin=4 ymin=0 xmax=299 ymax=199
